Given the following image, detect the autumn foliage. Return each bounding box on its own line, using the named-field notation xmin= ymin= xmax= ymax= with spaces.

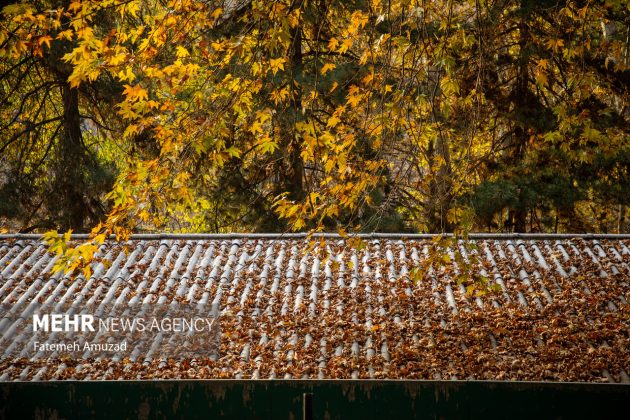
xmin=1 ymin=1 xmax=629 ymax=259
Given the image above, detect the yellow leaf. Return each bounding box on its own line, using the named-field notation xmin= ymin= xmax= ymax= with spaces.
xmin=270 ymin=57 xmax=285 ymax=75
xmin=440 ymin=76 xmax=459 ymax=95
xmin=43 ymin=230 xmax=59 ymax=243
xmin=338 ymin=38 xmax=353 ymax=53
xmin=125 ymin=1 xmax=140 ymax=18
xmin=211 ymin=8 xmax=223 ymax=20
xmin=270 ymin=87 xmax=289 ymax=104
xmin=38 ymin=35 xmax=52 ymax=49
xmin=249 ymin=120 xmax=263 ymax=135
xmin=118 ymin=66 xmax=135 ymax=82
xmin=124 ymin=124 xmax=142 ymax=138
xmin=164 ymin=15 xmax=177 ymax=26
xmin=346 ymin=87 xmax=362 ymax=107
xmin=108 ymin=52 xmax=127 ymax=66
xmin=546 ymin=38 xmax=564 ymax=53
xmin=327 ymin=115 xmax=340 ymax=128
xmin=68 ymin=2 xmax=82 ymax=13
xmin=321 ymin=62 xmax=336 ymax=75
xmin=257 ymin=135 xmax=279 ymax=153
xmin=175 ymin=45 xmax=189 ymax=58
xmin=327 ymin=38 xmax=339 ymax=51
xmin=123 ymin=84 xmax=148 ymax=102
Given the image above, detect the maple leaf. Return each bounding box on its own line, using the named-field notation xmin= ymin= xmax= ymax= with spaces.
xmin=327 ymin=37 xmax=339 ymax=51
xmin=257 ymin=136 xmax=279 ymax=153
xmin=546 ymin=38 xmax=564 ymax=53
xmin=37 ymin=35 xmax=52 ymax=49
xmin=269 ymin=57 xmax=285 ymax=75
xmin=321 ymin=62 xmax=336 ymax=75
xmin=338 ymin=38 xmax=353 ymax=53
xmin=327 ymin=115 xmax=341 ymax=128
xmin=175 ymin=46 xmax=189 ymax=58
xmin=56 ymin=30 xmax=74 ymax=41
xmin=122 ymin=84 xmax=149 ymax=102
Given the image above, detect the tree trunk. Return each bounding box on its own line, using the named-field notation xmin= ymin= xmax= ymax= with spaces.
xmin=54 ymin=82 xmax=89 ymax=231
xmin=508 ymin=7 xmax=531 ymax=233
xmin=424 ymin=130 xmax=453 ymax=233
xmin=273 ymin=4 xmax=304 ymax=203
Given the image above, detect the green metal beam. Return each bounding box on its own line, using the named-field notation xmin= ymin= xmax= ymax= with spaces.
xmin=0 ymin=380 xmax=628 ymax=419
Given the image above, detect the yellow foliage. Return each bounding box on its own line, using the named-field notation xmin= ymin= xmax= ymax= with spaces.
xmin=269 ymin=57 xmax=286 ymax=75
xmin=1 ymin=0 xmax=626 ymax=275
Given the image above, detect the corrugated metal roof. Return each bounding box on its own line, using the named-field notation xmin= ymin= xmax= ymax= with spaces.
xmin=0 ymin=234 xmax=628 ymax=382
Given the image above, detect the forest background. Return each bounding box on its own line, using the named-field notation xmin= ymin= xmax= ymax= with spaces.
xmin=1 ymin=0 xmax=628 ymax=244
